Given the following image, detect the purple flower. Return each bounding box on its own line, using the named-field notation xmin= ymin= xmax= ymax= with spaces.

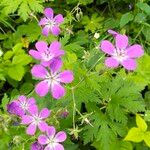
xmin=13 ymin=95 xmax=36 ymax=114
xmin=21 ymin=105 xmax=50 ymax=135
xmin=7 ymin=102 xmax=24 ymax=117
xmin=31 ymin=141 xmax=44 ymax=150
xmin=31 ymin=58 xmax=74 ymax=99
xmin=39 ymin=8 xmax=64 ymax=36
xmin=100 ymin=33 xmax=144 ymax=70
xmin=38 ymin=126 xmax=67 ymax=150
xmin=29 ymin=41 xmax=64 ymax=66
xmin=107 ymin=29 xmax=118 ymax=37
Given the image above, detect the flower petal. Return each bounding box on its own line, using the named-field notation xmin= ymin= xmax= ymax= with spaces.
xmin=51 ymin=26 xmax=60 ymax=36
xmin=26 ymin=123 xmax=37 ymax=135
xmin=38 ymin=121 xmax=48 ymax=132
xmin=18 ymin=95 xmax=26 ymax=103
xmin=29 ymin=50 xmax=41 ymax=60
xmin=59 ymin=71 xmax=74 ymax=83
xmin=108 ymin=30 xmax=118 ymax=36
xmin=45 ymin=143 xmax=64 ymax=150
xmin=38 ymin=135 xmax=48 ymax=145
xmin=50 ymin=58 xmax=62 ymax=74
xmin=28 ymin=105 xmax=38 ymax=115
xmin=44 ymin=8 xmax=54 ymax=19
xmin=27 ymin=97 xmax=36 ymax=106
xmin=54 ymin=143 xmax=65 ymax=150
xmin=126 ymin=44 xmax=144 ymax=58
xmin=46 ymin=126 xmax=56 ymax=139
xmin=54 ymin=131 xmax=67 ymax=142
xmin=105 ymin=57 xmax=119 ymax=68
xmin=35 ymin=41 xmax=48 ymax=52
xmin=51 ymin=82 xmax=65 ymax=99
xmin=100 ymin=40 xmax=115 ymax=55
xmin=54 ymin=14 xmax=64 ymax=24
xmin=39 ymin=17 xmax=48 ymax=26
xmin=35 ymin=81 xmax=50 ymax=97
xmin=21 ymin=115 xmax=33 ymax=124
xmin=31 ymin=141 xmax=44 ymax=150
xmin=121 ymin=58 xmax=137 ymax=70
xmin=42 ymin=26 xmax=50 ymax=37
xmin=31 ymin=65 xmax=48 ymax=79
xmin=116 ymin=34 xmax=128 ymax=49
xmin=39 ymin=108 xmax=50 ymax=119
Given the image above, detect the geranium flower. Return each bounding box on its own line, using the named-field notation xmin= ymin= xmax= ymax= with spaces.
xmin=39 ymin=8 xmax=64 ymax=36
xmin=29 ymin=41 xmax=64 ymax=66
xmin=38 ymin=126 xmax=67 ymax=150
xmin=31 ymin=141 xmax=44 ymax=150
xmin=107 ymin=29 xmax=118 ymax=36
xmin=21 ymin=106 xmax=50 ymax=135
xmin=31 ymin=58 xmax=74 ymax=99
xmin=100 ymin=33 xmax=144 ymax=70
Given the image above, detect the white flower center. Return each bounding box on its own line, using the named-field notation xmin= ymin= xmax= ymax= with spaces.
xmin=32 ymin=115 xmax=42 ymax=125
xmin=41 ymin=50 xmax=53 ymax=61
xmin=20 ymin=101 xmax=29 ymax=110
xmin=46 ymin=19 xmax=56 ymax=29
xmin=112 ymin=47 xmax=128 ymax=62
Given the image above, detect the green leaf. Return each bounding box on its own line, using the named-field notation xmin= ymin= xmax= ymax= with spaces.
xmin=1 ymin=94 xmax=9 ymax=111
xmin=7 ymin=65 xmax=24 ymax=81
xmin=124 ymin=127 xmax=144 ymax=142
xmin=120 ymin=12 xmax=134 ymax=27
xmin=136 ymin=2 xmax=150 ymax=15
xmin=144 ymin=131 xmax=150 ymax=147
xmin=136 ymin=114 xmax=147 ymax=132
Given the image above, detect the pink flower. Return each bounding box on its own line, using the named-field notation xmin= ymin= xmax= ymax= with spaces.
xmin=107 ymin=29 xmax=118 ymax=37
xmin=100 ymin=33 xmax=144 ymax=70
xmin=39 ymin=8 xmax=64 ymax=36
xmin=21 ymin=106 xmax=50 ymax=135
xmin=31 ymin=58 xmax=74 ymax=99
xmin=29 ymin=41 xmax=64 ymax=66
xmin=38 ymin=126 xmax=67 ymax=150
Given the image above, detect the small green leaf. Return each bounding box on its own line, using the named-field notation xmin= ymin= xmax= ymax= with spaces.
xmin=3 ymin=51 xmax=14 ymax=60
xmin=136 ymin=114 xmax=147 ymax=131
xmin=136 ymin=2 xmax=150 ymax=15
xmin=1 ymin=94 xmax=9 ymax=111
xmin=120 ymin=12 xmax=134 ymax=27
xmin=124 ymin=127 xmax=143 ymax=142
xmin=144 ymin=131 xmax=150 ymax=147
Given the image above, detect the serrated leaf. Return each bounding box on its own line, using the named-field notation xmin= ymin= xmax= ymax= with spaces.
xmin=124 ymin=127 xmax=144 ymax=142
xmin=120 ymin=12 xmax=134 ymax=27
xmin=136 ymin=114 xmax=147 ymax=131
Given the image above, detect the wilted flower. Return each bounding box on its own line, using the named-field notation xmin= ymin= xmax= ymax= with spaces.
xmin=31 ymin=141 xmax=44 ymax=150
xmin=29 ymin=41 xmax=64 ymax=66
xmin=21 ymin=105 xmax=50 ymax=135
xmin=100 ymin=32 xmax=144 ymax=70
xmin=39 ymin=8 xmax=64 ymax=36
xmin=31 ymin=58 xmax=74 ymax=99
xmin=38 ymin=126 xmax=67 ymax=150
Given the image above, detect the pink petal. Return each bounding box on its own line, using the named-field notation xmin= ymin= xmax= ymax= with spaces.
xmin=29 ymin=50 xmax=41 ymax=60
xmin=35 ymin=81 xmax=50 ymax=97
xmin=39 ymin=108 xmax=50 ymax=119
xmin=121 ymin=58 xmax=137 ymax=70
xmin=126 ymin=44 xmax=144 ymax=58
xmin=116 ymin=34 xmax=128 ymax=49
xmin=44 ymin=8 xmax=54 ymax=19
xmin=45 ymin=143 xmax=64 ymax=150
xmin=31 ymin=65 xmax=48 ymax=79
xmin=21 ymin=115 xmax=33 ymax=124
xmin=100 ymin=40 xmax=115 ymax=55
xmin=39 ymin=17 xmax=48 ymax=26
xmin=46 ymin=126 xmax=56 ymax=139
xmin=54 ymin=143 xmax=64 ymax=150
xmin=105 ymin=57 xmax=119 ymax=68
xmin=54 ymin=14 xmax=64 ymax=24
xmin=42 ymin=26 xmax=50 ymax=37
xmin=18 ymin=95 xmax=26 ymax=103
xmin=28 ymin=105 xmax=38 ymax=115
xmin=108 ymin=30 xmax=118 ymax=36
xmin=54 ymin=131 xmax=67 ymax=142
xmin=27 ymin=97 xmax=36 ymax=106
xmin=26 ymin=123 xmax=37 ymax=135
xmin=51 ymin=82 xmax=65 ymax=99
xmin=35 ymin=41 xmax=48 ymax=52
xmin=59 ymin=71 xmax=74 ymax=83
xmin=51 ymin=26 xmax=60 ymax=36
xmin=38 ymin=135 xmax=48 ymax=145
xmin=50 ymin=58 xmax=62 ymax=74
xmin=38 ymin=121 xmax=48 ymax=132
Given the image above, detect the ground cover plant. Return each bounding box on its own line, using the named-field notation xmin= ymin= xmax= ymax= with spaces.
xmin=0 ymin=0 xmax=150 ymax=150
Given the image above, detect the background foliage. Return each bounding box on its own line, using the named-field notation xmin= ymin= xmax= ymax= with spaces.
xmin=0 ymin=0 xmax=150 ymax=149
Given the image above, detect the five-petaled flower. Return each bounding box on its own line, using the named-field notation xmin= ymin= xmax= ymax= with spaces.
xmin=31 ymin=58 xmax=74 ymax=99
xmin=29 ymin=41 xmax=64 ymax=66
xmin=39 ymin=8 xmax=64 ymax=36
xmin=21 ymin=105 xmax=50 ymax=135
xmin=38 ymin=126 xmax=67 ymax=150
xmin=100 ymin=32 xmax=144 ymax=70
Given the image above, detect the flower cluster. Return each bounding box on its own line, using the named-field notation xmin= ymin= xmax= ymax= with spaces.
xmin=100 ymin=30 xmax=144 ymax=70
